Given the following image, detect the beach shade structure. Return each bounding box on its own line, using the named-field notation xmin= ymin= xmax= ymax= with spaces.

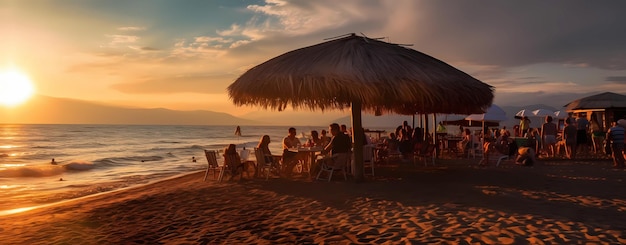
xmin=564 ymin=92 xmax=626 ymax=110
xmin=532 ymin=109 xmax=554 ymax=118
xmin=228 ymin=33 xmax=494 ymax=181
xmin=564 ymin=92 xmax=626 ymax=130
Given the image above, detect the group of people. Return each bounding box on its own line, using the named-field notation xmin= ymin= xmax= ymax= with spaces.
xmin=255 ymin=123 xmax=353 ymax=178
xmin=376 ymin=121 xmax=430 ymax=161
xmin=513 ymin=113 xmax=606 ymax=160
xmin=522 ymin=113 xmax=626 ymax=168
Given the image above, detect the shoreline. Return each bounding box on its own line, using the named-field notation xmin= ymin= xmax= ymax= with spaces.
xmin=0 ymin=170 xmax=206 ymax=216
xmin=1 ymin=159 xmax=625 ymax=244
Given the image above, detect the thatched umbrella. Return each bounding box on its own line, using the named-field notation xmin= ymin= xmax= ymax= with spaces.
xmin=564 ymin=92 xmax=626 ymax=110
xmin=228 ymin=33 xmax=494 ymax=181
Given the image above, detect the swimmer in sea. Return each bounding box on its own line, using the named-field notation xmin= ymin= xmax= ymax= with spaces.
xmin=51 ymin=158 xmax=57 ymax=165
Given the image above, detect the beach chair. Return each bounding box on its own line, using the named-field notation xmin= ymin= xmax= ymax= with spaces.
xmin=254 ymin=147 xmax=275 ymax=180
xmin=362 ymin=144 xmax=376 ymax=176
xmin=316 ymin=152 xmax=350 ymax=182
xmin=480 ymin=141 xmax=513 ymax=167
xmin=203 ymin=150 xmax=222 ymax=181
xmin=222 ymin=152 xmax=248 ymax=182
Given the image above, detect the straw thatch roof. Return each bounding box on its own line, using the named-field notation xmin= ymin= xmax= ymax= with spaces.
xmin=228 ymin=33 xmax=493 ymax=115
xmin=564 ymin=92 xmax=626 ymax=111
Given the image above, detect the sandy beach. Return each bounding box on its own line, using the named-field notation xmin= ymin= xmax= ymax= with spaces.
xmin=1 ymin=158 xmax=625 ymax=244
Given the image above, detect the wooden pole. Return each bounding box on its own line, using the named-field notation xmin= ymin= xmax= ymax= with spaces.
xmin=351 ymin=101 xmax=364 ymax=182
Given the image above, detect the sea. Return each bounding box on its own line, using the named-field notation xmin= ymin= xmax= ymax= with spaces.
xmin=0 ymin=124 xmax=346 ymax=215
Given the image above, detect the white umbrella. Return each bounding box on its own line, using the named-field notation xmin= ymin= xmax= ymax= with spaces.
xmin=553 ymin=110 xmax=568 ymax=119
xmin=515 ymin=109 xmax=533 ymax=118
xmin=532 ymin=109 xmax=554 ymax=117
xmin=466 ymin=104 xmax=507 ymax=122
xmin=465 ymin=104 xmax=507 ymax=151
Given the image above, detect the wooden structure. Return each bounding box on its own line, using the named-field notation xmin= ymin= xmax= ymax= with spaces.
xmin=564 ymin=92 xmax=626 ymax=130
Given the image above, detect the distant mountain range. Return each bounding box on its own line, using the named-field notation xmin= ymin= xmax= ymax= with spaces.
xmin=0 ymin=95 xmax=258 ymax=125
xmin=0 ymin=95 xmax=566 ymax=129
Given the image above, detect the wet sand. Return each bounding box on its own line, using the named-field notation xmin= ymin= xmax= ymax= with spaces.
xmin=1 ymin=158 xmax=625 ymax=244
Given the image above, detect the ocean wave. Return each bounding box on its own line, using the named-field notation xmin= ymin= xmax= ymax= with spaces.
xmin=94 ymin=156 xmax=165 ymax=165
xmin=63 ymin=161 xmax=95 ymax=171
xmin=156 ymin=140 xmax=182 ymax=144
xmin=0 ymin=161 xmax=96 ymax=178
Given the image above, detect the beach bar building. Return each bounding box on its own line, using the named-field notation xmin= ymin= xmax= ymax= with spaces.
xmin=564 ymin=92 xmax=626 ymax=130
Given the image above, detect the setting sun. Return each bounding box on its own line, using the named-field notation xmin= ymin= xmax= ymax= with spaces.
xmin=0 ymin=69 xmax=35 ymax=107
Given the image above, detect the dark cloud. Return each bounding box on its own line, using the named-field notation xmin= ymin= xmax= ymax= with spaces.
xmin=606 ymin=76 xmax=626 ymax=84
xmin=110 ymin=74 xmax=236 ymax=94
xmin=411 ymin=0 xmax=626 ymax=70
xmin=494 ymin=91 xmax=608 ymax=108
xmin=226 ymin=0 xmax=626 ymax=73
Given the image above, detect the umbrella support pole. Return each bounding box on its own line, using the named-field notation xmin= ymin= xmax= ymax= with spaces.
xmin=351 ymin=102 xmax=365 ymax=182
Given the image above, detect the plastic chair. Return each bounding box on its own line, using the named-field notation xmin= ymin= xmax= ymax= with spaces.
xmin=316 ymin=152 xmax=350 ymax=182
xmin=363 ymin=144 xmax=376 ymax=176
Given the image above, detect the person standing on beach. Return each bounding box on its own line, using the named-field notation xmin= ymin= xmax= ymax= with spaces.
xmin=563 ymin=118 xmax=578 ymax=159
xmin=606 ymin=120 xmax=625 ymax=168
xmin=541 ymin=116 xmax=558 ymax=158
xmin=589 ymin=113 xmax=605 ymax=154
xmin=520 ymin=116 xmax=531 ymax=136
xmin=575 ymin=113 xmax=590 ymax=155
xmin=281 ymin=127 xmax=301 ymax=176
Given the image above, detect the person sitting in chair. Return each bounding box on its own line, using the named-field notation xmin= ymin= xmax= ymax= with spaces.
xmin=319 ymin=123 xmax=352 ymax=168
xmin=479 ymin=135 xmax=511 ymax=166
xmin=223 ymin=144 xmax=244 ymax=178
xmin=281 ymin=127 xmax=301 ymax=177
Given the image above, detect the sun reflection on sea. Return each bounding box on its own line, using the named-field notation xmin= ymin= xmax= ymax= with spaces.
xmin=0 ymin=163 xmax=26 ymax=171
xmin=0 ymin=206 xmax=36 ymax=215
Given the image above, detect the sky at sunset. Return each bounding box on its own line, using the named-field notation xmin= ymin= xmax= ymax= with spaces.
xmin=2 ymin=0 xmax=626 ymax=122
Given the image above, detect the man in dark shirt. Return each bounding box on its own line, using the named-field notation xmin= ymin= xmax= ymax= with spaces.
xmin=324 ymin=123 xmax=352 ymax=155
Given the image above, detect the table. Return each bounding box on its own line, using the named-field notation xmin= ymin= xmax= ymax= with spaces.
xmin=288 ymin=146 xmax=324 ymax=178
xmin=511 ymin=137 xmax=529 ymax=148
xmin=444 ymin=137 xmax=463 ymax=156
